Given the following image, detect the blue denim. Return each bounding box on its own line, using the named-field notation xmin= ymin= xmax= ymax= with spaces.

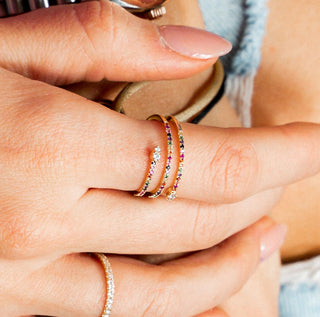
xmin=280 ymin=283 xmax=320 ymax=317
xmin=198 ymin=0 xmax=268 ymax=76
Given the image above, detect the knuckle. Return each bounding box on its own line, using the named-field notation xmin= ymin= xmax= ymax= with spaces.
xmin=71 ymin=1 xmax=119 ymax=80
xmin=0 ymin=212 xmax=39 ymax=259
xmin=207 ymin=137 xmax=259 ymax=202
xmin=142 ymin=270 xmax=179 ymax=317
xmin=228 ymin=239 xmax=259 ymax=281
xmin=190 ymin=202 xmax=219 ymax=249
xmin=15 ymin=107 xmax=68 ymax=177
xmin=11 ymin=96 xmax=85 ymax=179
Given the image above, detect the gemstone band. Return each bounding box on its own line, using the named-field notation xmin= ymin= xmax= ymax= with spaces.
xmin=95 ymin=253 xmax=115 ymax=317
xmin=147 ymin=114 xmax=173 ymax=199
xmin=166 ymin=116 xmax=184 ymax=201
xmin=135 ymin=146 xmax=161 ymax=197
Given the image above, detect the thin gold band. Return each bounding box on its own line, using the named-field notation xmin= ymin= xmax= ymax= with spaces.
xmin=94 ymin=253 xmax=115 ymax=317
xmin=147 ymin=114 xmax=173 ymax=198
xmin=166 ymin=116 xmax=184 ymax=201
xmin=134 ymin=146 xmax=161 ymax=197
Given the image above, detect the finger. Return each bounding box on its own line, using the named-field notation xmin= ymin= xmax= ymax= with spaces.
xmin=0 ymin=180 xmax=281 ymax=259
xmin=76 ymin=106 xmax=320 ymax=204
xmin=2 ymin=70 xmax=318 ymax=206
xmin=2 ymin=69 xmax=319 ymax=207
xmin=65 ymin=188 xmax=281 ymax=255
xmin=0 ymin=1 xmax=231 ymax=85
xmin=0 ymin=185 xmax=280 ymax=259
xmin=14 ymin=218 xmax=282 ymax=317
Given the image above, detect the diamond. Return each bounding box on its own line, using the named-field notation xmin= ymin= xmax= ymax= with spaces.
xmin=153 ymin=146 xmax=161 ymax=162
xmin=166 ymin=190 xmax=176 ymax=201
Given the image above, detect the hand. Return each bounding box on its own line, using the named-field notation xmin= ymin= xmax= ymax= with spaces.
xmin=0 ymin=64 xmax=318 ymax=260
xmin=0 ymin=2 xmax=319 ymax=315
xmin=2 ymin=1 xmax=317 ymax=258
xmin=1 ymin=218 xmax=284 ymax=316
xmin=0 ymin=65 xmax=316 ymax=317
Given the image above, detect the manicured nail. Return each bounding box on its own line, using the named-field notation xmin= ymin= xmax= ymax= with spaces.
xmin=260 ymin=224 xmax=287 ymax=261
xmin=158 ymin=25 xmax=232 ymax=60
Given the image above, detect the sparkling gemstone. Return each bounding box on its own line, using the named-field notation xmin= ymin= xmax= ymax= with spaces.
xmin=153 ymin=148 xmax=161 ymax=162
xmin=167 ymin=191 xmax=176 ymax=201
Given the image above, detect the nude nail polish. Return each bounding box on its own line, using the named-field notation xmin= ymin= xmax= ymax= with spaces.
xmin=158 ymin=25 xmax=232 ymax=60
xmin=260 ymin=224 xmax=287 ymax=261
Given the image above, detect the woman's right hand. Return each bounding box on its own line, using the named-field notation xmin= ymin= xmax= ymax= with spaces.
xmin=0 ymin=2 xmax=319 ymax=315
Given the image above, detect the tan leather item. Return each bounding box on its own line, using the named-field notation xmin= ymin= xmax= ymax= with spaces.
xmin=112 ymin=60 xmax=224 ymax=123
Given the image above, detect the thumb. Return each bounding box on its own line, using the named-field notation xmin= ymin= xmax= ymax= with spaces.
xmin=0 ymin=1 xmax=231 ymax=85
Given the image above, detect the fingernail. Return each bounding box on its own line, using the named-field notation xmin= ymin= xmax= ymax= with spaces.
xmin=158 ymin=25 xmax=232 ymax=60
xmin=260 ymin=224 xmax=287 ymax=261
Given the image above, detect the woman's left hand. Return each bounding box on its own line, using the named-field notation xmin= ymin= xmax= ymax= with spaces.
xmin=1 ymin=218 xmax=282 ymax=317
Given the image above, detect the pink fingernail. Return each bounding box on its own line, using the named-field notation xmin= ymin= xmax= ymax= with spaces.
xmin=158 ymin=25 xmax=232 ymax=60
xmin=260 ymin=224 xmax=287 ymax=261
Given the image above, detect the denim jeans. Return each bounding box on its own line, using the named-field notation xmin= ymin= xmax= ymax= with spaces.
xmin=280 ymin=284 xmax=320 ymax=317
xmin=280 ymin=256 xmax=320 ymax=317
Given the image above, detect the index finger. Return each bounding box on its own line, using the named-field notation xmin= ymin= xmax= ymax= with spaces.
xmin=4 ymin=69 xmax=316 ymax=206
xmin=76 ymin=102 xmax=320 ymax=204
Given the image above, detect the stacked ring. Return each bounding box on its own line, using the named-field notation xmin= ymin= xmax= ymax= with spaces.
xmin=134 ymin=145 xmax=161 ymax=197
xmin=147 ymin=114 xmax=173 ymax=199
xmin=94 ymin=253 xmax=115 ymax=317
xmin=134 ymin=114 xmax=184 ymax=201
xmin=166 ymin=115 xmax=184 ymax=201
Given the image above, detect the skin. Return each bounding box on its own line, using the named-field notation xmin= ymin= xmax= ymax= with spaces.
xmin=252 ymin=0 xmax=320 ymax=262
xmin=0 ymin=0 xmax=318 ymax=316
xmin=125 ymin=2 xmax=281 ymax=315
xmin=0 ymin=2 xmax=286 ymax=315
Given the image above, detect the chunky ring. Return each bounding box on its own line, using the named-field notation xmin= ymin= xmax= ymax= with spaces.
xmin=95 ymin=253 xmax=115 ymax=317
xmin=134 ymin=145 xmax=161 ymax=197
xmin=166 ymin=116 xmax=184 ymax=201
xmin=147 ymin=114 xmax=173 ymax=199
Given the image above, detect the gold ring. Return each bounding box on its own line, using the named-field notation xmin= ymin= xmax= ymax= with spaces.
xmin=94 ymin=253 xmax=115 ymax=317
xmin=166 ymin=116 xmax=184 ymax=201
xmin=147 ymin=114 xmax=173 ymax=199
